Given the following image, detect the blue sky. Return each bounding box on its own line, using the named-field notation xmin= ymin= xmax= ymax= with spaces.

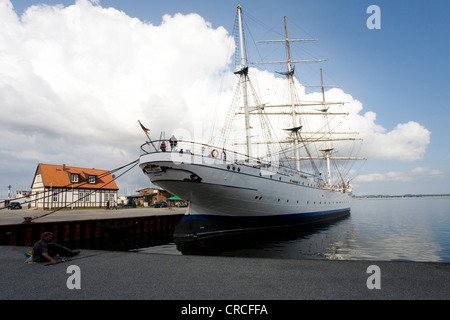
xmin=1 ymin=0 xmax=449 ymax=196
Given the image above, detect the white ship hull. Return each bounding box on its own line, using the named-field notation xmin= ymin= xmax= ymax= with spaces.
xmin=139 ymin=151 xmax=351 ymax=238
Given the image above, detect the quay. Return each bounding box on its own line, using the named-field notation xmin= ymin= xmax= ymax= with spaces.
xmin=0 ymin=207 xmax=185 ymax=248
xmin=0 ymin=245 xmax=449 ymax=301
xmin=0 ymin=206 xmax=186 ymax=225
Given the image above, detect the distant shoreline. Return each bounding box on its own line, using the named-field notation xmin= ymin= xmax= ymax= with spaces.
xmin=354 ymin=194 xmax=450 ymax=199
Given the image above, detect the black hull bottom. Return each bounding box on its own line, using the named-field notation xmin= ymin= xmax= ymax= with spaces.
xmin=173 ymin=209 xmax=350 ymax=240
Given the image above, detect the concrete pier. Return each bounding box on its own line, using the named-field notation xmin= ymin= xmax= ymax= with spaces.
xmin=0 ymin=245 xmax=449 ymax=301
xmin=0 ymin=207 xmax=186 ymax=226
xmin=0 ymin=207 xmax=184 ymax=248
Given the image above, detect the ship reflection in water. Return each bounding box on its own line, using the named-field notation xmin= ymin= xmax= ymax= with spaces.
xmin=136 ymin=198 xmax=450 ymax=263
xmin=140 ymin=215 xmax=354 ymax=260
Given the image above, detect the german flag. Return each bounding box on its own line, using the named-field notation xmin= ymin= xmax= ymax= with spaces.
xmin=138 ymin=120 xmax=150 ymax=134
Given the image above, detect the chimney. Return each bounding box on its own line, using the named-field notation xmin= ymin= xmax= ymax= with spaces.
xmin=62 ymin=164 xmax=66 ymax=171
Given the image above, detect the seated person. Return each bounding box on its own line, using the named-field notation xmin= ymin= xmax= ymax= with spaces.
xmin=32 ymin=232 xmax=79 ymax=264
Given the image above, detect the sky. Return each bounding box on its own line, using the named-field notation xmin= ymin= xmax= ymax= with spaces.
xmin=0 ymin=0 xmax=449 ymax=197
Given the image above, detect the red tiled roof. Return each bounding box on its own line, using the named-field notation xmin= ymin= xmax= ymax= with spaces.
xmin=36 ymin=164 xmax=119 ymax=190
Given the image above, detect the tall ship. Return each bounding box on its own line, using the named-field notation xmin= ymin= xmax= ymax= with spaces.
xmin=139 ymin=6 xmax=365 ymax=239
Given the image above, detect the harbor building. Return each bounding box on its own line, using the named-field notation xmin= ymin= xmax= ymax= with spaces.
xmin=30 ymin=163 xmax=119 ymax=210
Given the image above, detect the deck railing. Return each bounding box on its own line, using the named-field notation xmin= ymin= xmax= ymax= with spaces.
xmin=140 ymin=139 xmax=322 ymax=184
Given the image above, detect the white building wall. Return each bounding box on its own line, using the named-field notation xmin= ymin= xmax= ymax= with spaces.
xmin=30 ymin=185 xmax=118 ymax=209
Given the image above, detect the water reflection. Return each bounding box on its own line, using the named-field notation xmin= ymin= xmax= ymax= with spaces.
xmin=174 ymin=216 xmax=354 ymax=260
xmin=335 ymin=198 xmax=446 ymax=262
xmin=135 ymin=198 xmax=450 ymax=262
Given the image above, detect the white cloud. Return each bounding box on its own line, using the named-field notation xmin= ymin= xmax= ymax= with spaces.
xmin=0 ymin=0 xmax=234 ymax=169
xmin=308 ymin=89 xmax=431 ymax=162
xmin=359 ymin=119 xmax=431 ymax=161
xmin=231 ymin=70 xmax=431 ymax=164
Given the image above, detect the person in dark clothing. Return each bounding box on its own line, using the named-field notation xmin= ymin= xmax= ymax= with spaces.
xmin=169 ymin=135 xmax=177 ymax=150
xmin=160 ymin=141 xmax=167 ymax=152
xmin=32 ymin=232 xmax=80 ymax=264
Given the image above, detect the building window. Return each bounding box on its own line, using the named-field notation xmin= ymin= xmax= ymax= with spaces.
xmin=53 ymin=192 xmax=58 ymax=202
xmin=89 ymin=176 xmax=96 ymax=184
xmin=85 ymin=193 xmax=90 ymax=202
xmin=71 ymin=174 xmax=79 ymax=183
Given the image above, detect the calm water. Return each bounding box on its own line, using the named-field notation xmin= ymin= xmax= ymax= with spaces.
xmin=140 ymin=197 xmax=450 ymax=263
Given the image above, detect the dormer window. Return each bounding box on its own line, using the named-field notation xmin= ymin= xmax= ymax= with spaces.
xmin=71 ymin=174 xmax=79 ymax=183
xmin=89 ymin=175 xmax=96 ymax=184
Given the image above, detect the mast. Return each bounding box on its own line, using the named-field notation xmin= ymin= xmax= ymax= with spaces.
xmin=238 ymin=10 xmax=366 ymax=184
xmin=237 ymin=6 xmax=252 ymax=161
xmin=255 ymin=18 xmax=325 ymax=172
xmin=320 ymin=68 xmax=333 ymax=186
xmin=284 ymin=16 xmax=302 ymax=172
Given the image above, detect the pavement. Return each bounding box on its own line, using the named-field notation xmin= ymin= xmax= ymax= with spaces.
xmin=1 ymin=207 xmax=449 ymax=306
xmin=0 ymin=245 xmax=449 ymax=301
xmin=0 ymin=206 xmax=186 ymax=225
